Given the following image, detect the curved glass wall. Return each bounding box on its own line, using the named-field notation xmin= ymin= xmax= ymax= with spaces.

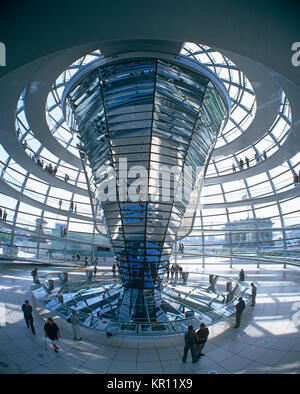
xmin=0 ymin=41 xmax=299 ymax=270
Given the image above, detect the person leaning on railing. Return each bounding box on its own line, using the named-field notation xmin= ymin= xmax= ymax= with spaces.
xmin=31 ymin=267 xmax=40 ymax=284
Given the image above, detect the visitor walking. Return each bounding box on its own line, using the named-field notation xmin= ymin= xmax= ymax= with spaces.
xmin=195 ymin=323 xmax=209 ymax=359
xmin=21 ymin=300 xmax=36 ymax=334
xmin=234 ymin=296 xmax=246 ymax=328
xmin=69 ymin=310 xmax=82 ymax=341
xmin=44 ymin=317 xmax=61 ymax=353
xmin=250 ymin=282 xmax=257 ymax=306
xmin=182 ymin=325 xmax=198 ymax=363
xmin=3 ymin=209 xmax=7 ymax=223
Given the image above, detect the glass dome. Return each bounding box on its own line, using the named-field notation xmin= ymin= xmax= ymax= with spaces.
xmin=0 ymin=42 xmax=299 ymax=269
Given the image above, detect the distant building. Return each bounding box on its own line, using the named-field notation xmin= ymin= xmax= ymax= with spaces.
xmin=224 ymin=218 xmax=273 ymax=250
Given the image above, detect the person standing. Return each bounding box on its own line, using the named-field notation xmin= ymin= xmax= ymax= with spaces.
xmin=195 ymin=323 xmax=209 ymax=359
xmin=234 ymin=296 xmax=246 ymax=328
xmin=182 ymin=325 xmax=198 ymax=363
xmin=21 ymin=300 xmax=36 ymax=334
xmin=31 ymin=267 xmax=40 ymax=284
xmin=170 ymin=264 xmax=175 ymax=280
xmin=93 ymin=265 xmax=97 ymax=277
xmin=178 ymin=265 xmax=183 ymax=280
xmin=232 ymin=162 xmax=236 ymax=173
xmin=239 ymin=268 xmax=245 ymax=281
xmin=174 ymin=264 xmax=179 ymax=281
xmin=245 ymin=156 xmax=250 ymax=168
xmin=250 ymin=282 xmax=257 ymax=306
xmin=255 ymin=152 xmax=260 ymax=164
xmin=3 ymin=209 xmax=7 ymax=223
xmin=239 ymin=158 xmax=244 ymax=170
xmin=44 ymin=317 xmax=61 ymax=353
xmin=112 ymin=263 xmax=117 ymax=277
xmin=165 ymin=263 xmax=170 ymax=279
xmin=69 ymin=310 xmax=82 ymax=341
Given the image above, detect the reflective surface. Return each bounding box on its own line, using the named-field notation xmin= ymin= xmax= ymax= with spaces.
xmin=65 ymin=56 xmax=228 ymax=320
xmin=0 ymin=42 xmax=299 ymax=276
xmin=32 ymin=270 xmax=251 ymax=336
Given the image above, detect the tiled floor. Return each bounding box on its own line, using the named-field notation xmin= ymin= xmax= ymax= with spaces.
xmin=0 ymin=262 xmax=299 ymax=374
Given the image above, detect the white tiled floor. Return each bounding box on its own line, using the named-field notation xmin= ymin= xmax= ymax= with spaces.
xmin=0 ymin=262 xmax=299 ymax=374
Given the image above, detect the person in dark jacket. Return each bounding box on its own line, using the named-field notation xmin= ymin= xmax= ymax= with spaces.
xmin=195 ymin=322 xmax=209 ymax=359
xmin=239 ymin=268 xmax=245 ymax=281
xmin=250 ymin=282 xmax=257 ymax=306
xmin=21 ymin=300 xmax=36 ymax=334
xmin=234 ymin=297 xmax=246 ymax=328
xmin=112 ymin=264 xmax=117 ymax=277
xmin=182 ymin=325 xmax=198 ymax=363
xmin=44 ymin=317 xmax=61 ymax=353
